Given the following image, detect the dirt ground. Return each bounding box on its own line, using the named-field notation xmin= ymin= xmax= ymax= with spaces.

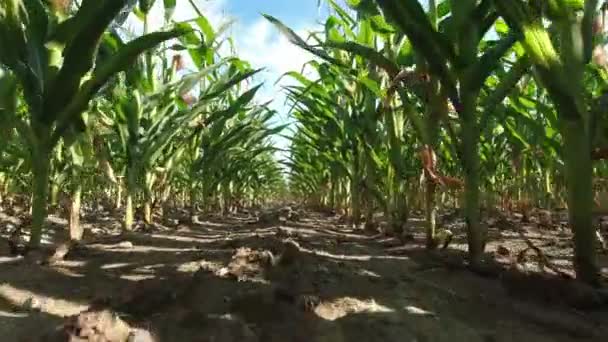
xmin=1 ymin=208 xmax=608 ymax=341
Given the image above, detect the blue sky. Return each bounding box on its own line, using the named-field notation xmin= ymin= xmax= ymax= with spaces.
xmin=225 ymin=0 xmax=322 ymax=26
xmin=222 ymin=0 xmax=327 ymax=155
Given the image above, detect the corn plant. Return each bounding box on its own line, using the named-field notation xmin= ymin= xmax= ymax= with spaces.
xmin=0 ymin=0 xmax=189 ymax=248
xmin=193 ymin=104 xmax=286 ymax=213
xmin=341 ymin=0 xmax=521 ymax=265
xmin=267 ymin=14 xmax=398 ymax=228
xmin=494 ymin=0 xmax=606 ymax=285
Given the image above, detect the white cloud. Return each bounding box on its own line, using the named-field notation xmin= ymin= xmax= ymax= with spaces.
xmin=236 ymin=19 xmax=316 ymax=79
xmin=233 ymin=19 xmax=319 ymax=111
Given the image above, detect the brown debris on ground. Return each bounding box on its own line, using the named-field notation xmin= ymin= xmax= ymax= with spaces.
xmin=37 ymin=309 xmax=154 ymax=342
xmin=220 ymin=247 xmax=275 ymax=281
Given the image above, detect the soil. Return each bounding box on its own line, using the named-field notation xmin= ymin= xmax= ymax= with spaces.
xmin=1 ymin=208 xmax=607 ymax=341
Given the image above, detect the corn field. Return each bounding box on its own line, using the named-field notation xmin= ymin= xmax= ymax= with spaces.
xmin=1 ymin=1 xmax=608 ymax=341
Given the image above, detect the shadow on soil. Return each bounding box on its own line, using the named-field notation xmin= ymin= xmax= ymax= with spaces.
xmin=0 ymin=211 xmax=607 ymax=341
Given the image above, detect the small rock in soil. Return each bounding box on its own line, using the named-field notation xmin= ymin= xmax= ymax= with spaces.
xmin=117 ymin=241 xmax=134 ymax=249
xmin=4 ymin=222 xmax=16 ymax=232
xmin=216 ymin=267 xmax=231 ymax=278
xmin=22 ymin=297 xmax=42 ymax=312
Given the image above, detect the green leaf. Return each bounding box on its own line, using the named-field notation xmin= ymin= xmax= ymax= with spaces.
xmin=437 ymin=1 xmax=451 ymax=18
xmin=345 ymin=0 xmax=381 ymax=16
xmin=0 ymin=0 xmax=27 ymax=68
xmin=22 ymin=0 xmax=48 ymax=45
xmin=494 ymin=19 xmax=510 ymax=36
xmin=326 ymin=16 xmax=346 ymax=43
xmin=495 ymin=0 xmax=581 ymax=121
xmin=52 ymin=27 xmax=190 ymax=144
xmin=369 ymin=15 xmax=395 ymax=34
xmin=325 ymin=40 xmax=399 ymax=76
xmin=44 ymin=0 xmax=130 ymax=123
xmin=358 ymin=76 xmax=382 ymax=97
xmin=195 ymin=15 xmax=216 ymax=43
xmin=374 ymin=0 xmax=458 ymax=102
xmin=199 ymin=68 xmax=262 ymax=102
xmin=466 ymin=33 xmax=518 ymax=92
xmin=263 ymin=14 xmax=346 ymax=67
xmin=480 ymin=57 xmax=530 ymax=131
